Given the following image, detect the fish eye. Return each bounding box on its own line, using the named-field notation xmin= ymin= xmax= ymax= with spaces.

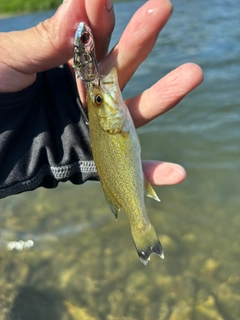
xmin=80 ymin=32 xmax=90 ymax=44
xmin=94 ymin=94 xmax=103 ymax=106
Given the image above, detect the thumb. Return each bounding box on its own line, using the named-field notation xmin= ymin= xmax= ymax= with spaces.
xmin=0 ymin=0 xmax=114 ymax=92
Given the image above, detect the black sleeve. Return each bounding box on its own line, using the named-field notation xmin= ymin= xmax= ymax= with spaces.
xmin=0 ymin=64 xmax=98 ymax=199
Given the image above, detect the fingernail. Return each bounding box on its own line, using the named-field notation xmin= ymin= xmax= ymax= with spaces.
xmin=105 ymin=0 xmax=113 ymax=11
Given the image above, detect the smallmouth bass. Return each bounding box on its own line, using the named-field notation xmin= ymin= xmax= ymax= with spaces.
xmin=73 ymin=22 xmax=164 ymax=264
xmin=86 ymin=68 xmax=164 ymax=265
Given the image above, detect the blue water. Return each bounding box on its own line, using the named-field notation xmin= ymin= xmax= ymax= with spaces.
xmin=0 ymin=1 xmax=239 ymax=319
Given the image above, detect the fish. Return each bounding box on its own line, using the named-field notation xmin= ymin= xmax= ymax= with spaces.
xmin=86 ymin=68 xmax=164 ymax=265
xmin=74 ymin=22 xmax=164 ymax=265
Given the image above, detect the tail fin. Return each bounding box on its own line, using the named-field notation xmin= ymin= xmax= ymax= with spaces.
xmin=131 ymin=224 xmax=164 ymax=265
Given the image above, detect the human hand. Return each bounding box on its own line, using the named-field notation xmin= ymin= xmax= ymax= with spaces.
xmin=0 ymin=0 xmax=203 ymax=187
xmin=74 ymin=0 xmax=203 ymax=188
xmin=99 ymin=0 xmax=203 ymax=186
xmin=0 ymin=0 xmax=115 ymax=93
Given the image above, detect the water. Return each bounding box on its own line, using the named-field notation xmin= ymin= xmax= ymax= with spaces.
xmin=0 ymin=1 xmax=239 ymax=319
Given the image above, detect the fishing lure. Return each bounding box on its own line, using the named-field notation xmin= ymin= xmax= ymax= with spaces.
xmin=73 ymin=22 xmax=99 ymax=82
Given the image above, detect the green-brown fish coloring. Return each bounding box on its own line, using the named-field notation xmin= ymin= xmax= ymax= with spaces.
xmin=86 ymin=68 xmax=164 ymax=265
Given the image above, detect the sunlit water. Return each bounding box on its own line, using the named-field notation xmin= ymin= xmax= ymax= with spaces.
xmin=0 ymin=1 xmax=239 ymax=319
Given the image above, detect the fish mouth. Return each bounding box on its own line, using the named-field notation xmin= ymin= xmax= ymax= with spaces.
xmin=137 ymin=242 xmax=164 ymax=266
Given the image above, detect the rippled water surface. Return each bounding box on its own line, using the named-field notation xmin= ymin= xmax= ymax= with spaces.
xmin=0 ymin=1 xmax=239 ymax=319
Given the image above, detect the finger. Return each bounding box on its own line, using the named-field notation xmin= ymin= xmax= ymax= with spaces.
xmin=100 ymin=0 xmax=173 ymax=89
xmin=72 ymin=0 xmax=115 ymax=107
xmin=0 ymin=0 xmax=114 ymax=92
xmin=142 ymin=161 xmax=186 ymax=186
xmin=126 ymin=63 xmax=204 ymax=127
xmin=85 ymin=0 xmax=115 ymax=62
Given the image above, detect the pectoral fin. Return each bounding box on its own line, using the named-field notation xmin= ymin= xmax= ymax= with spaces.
xmin=144 ymin=177 xmax=160 ymax=202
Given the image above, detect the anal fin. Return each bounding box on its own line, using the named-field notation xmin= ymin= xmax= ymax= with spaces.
xmin=144 ymin=176 xmax=160 ymax=202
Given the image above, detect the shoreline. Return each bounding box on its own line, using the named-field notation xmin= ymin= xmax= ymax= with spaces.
xmin=0 ymin=9 xmax=49 ymax=20
xmin=0 ymin=13 xmax=22 ymax=20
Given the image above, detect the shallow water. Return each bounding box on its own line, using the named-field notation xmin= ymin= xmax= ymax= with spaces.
xmin=0 ymin=1 xmax=240 ymax=319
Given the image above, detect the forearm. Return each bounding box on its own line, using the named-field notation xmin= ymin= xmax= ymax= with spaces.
xmin=0 ymin=64 xmax=98 ymax=198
